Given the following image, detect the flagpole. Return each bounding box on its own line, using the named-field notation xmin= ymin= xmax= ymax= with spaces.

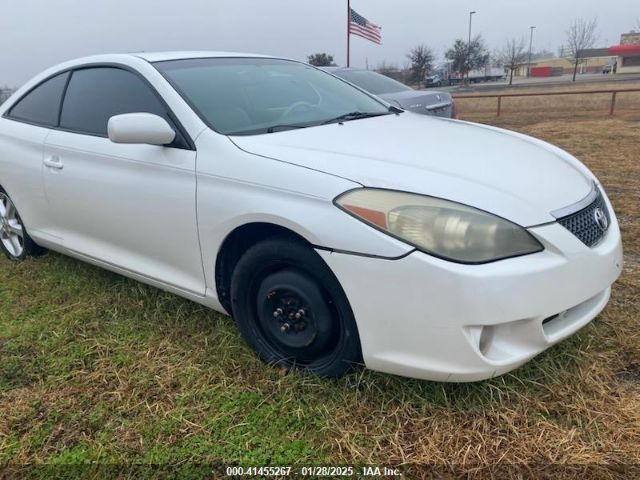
xmin=347 ymin=0 xmax=351 ymax=67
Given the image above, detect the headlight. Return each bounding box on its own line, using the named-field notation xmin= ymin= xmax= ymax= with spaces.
xmin=335 ymin=189 xmax=543 ymax=264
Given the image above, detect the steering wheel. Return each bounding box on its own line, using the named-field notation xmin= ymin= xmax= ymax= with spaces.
xmin=281 ymin=101 xmax=316 ymax=119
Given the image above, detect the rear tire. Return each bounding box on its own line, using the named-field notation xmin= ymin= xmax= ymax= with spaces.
xmin=0 ymin=188 xmax=45 ymax=261
xmin=230 ymin=236 xmax=362 ymax=378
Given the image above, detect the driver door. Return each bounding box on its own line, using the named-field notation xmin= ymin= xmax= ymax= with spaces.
xmin=41 ymin=66 xmax=205 ymax=295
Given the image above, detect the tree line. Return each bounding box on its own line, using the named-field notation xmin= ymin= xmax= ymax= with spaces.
xmin=308 ymin=16 xmax=614 ymax=84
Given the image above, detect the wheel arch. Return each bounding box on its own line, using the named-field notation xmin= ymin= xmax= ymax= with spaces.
xmin=0 ymin=182 xmax=25 ymax=216
xmin=215 ymin=222 xmax=314 ymax=315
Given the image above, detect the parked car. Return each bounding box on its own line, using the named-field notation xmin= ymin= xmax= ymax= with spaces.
xmin=602 ymin=64 xmax=613 ymax=74
xmin=424 ymin=74 xmax=442 ymax=87
xmin=324 ymin=67 xmax=455 ymax=118
xmin=0 ymin=53 xmax=622 ymax=381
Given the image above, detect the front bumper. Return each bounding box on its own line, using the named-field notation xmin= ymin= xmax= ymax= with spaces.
xmin=318 ymin=213 xmax=623 ymax=382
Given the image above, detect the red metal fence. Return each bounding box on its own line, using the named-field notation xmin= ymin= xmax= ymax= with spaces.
xmin=452 ymin=88 xmax=640 ymax=117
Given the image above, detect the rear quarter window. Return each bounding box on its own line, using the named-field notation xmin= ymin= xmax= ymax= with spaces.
xmin=7 ymin=72 xmax=69 ymax=126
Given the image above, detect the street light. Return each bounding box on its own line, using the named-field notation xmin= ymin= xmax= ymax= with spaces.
xmin=527 ymin=26 xmax=536 ymax=78
xmin=467 ymin=11 xmax=477 ymax=83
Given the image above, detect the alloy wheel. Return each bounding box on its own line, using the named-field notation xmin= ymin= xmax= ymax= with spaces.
xmin=0 ymin=193 xmax=25 ymax=258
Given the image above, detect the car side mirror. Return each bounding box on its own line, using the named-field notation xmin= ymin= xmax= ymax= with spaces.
xmin=107 ymin=113 xmax=176 ymax=146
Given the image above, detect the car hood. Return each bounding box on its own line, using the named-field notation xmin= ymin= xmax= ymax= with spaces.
xmin=230 ymin=113 xmax=594 ymax=226
xmin=379 ymin=90 xmax=452 ymax=114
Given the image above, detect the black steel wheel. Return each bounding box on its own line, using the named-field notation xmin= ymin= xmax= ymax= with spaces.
xmin=230 ymin=236 xmax=362 ymax=377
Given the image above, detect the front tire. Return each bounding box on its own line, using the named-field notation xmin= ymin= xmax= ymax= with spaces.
xmin=0 ymin=188 xmax=45 ymax=261
xmin=230 ymin=236 xmax=362 ymax=378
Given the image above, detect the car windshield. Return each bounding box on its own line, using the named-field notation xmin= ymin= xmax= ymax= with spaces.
xmin=333 ymin=70 xmax=413 ymax=95
xmin=154 ymin=58 xmax=392 ymax=135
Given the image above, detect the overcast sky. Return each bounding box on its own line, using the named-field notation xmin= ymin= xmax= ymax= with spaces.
xmin=1 ymin=0 xmax=637 ymax=86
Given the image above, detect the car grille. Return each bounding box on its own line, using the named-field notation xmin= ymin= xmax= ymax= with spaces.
xmin=557 ymin=189 xmax=610 ymax=247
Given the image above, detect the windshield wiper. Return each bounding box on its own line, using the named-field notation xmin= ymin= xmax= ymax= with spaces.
xmin=241 ymin=111 xmax=396 ymax=135
xmin=266 ymin=124 xmax=311 ymax=134
xmin=322 ymin=111 xmax=391 ymax=125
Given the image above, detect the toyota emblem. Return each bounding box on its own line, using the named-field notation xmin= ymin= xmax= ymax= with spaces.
xmin=593 ymin=208 xmax=609 ymax=231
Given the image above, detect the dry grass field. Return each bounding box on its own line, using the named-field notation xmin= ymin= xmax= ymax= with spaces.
xmin=0 ymin=87 xmax=639 ymax=478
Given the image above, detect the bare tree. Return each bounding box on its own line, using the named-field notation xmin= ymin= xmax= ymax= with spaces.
xmin=565 ymin=18 xmax=598 ymax=82
xmin=497 ymin=38 xmax=528 ymax=85
xmin=406 ymin=45 xmax=434 ymax=84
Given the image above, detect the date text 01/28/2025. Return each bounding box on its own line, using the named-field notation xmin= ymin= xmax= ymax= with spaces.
xmin=224 ymin=466 xmax=402 ymax=476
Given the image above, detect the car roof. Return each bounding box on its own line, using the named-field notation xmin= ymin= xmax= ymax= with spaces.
xmin=322 ymin=67 xmax=379 ymax=74
xmin=131 ymin=51 xmax=277 ymax=62
xmin=324 ymin=67 xmax=363 ymax=71
xmin=46 ymin=52 xmax=283 ymax=71
xmin=0 ymin=51 xmax=291 ymax=113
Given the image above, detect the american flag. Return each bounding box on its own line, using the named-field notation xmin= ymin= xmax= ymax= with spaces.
xmin=349 ymin=8 xmax=382 ymax=45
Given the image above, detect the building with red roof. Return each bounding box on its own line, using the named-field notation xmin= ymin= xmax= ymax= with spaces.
xmin=609 ymin=32 xmax=640 ymax=74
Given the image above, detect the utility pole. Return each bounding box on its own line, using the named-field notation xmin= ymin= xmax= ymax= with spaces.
xmin=467 ymin=11 xmax=476 ymax=83
xmin=527 ymin=26 xmax=536 ymax=77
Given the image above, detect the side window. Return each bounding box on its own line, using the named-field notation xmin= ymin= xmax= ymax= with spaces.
xmin=7 ymin=72 xmax=69 ymax=126
xmin=60 ymin=67 xmax=171 ymax=136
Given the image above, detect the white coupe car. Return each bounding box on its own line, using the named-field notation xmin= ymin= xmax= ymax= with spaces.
xmin=0 ymin=52 xmax=622 ymax=381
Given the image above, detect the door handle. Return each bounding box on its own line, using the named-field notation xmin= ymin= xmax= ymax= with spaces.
xmin=43 ymin=155 xmax=64 ymax=170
